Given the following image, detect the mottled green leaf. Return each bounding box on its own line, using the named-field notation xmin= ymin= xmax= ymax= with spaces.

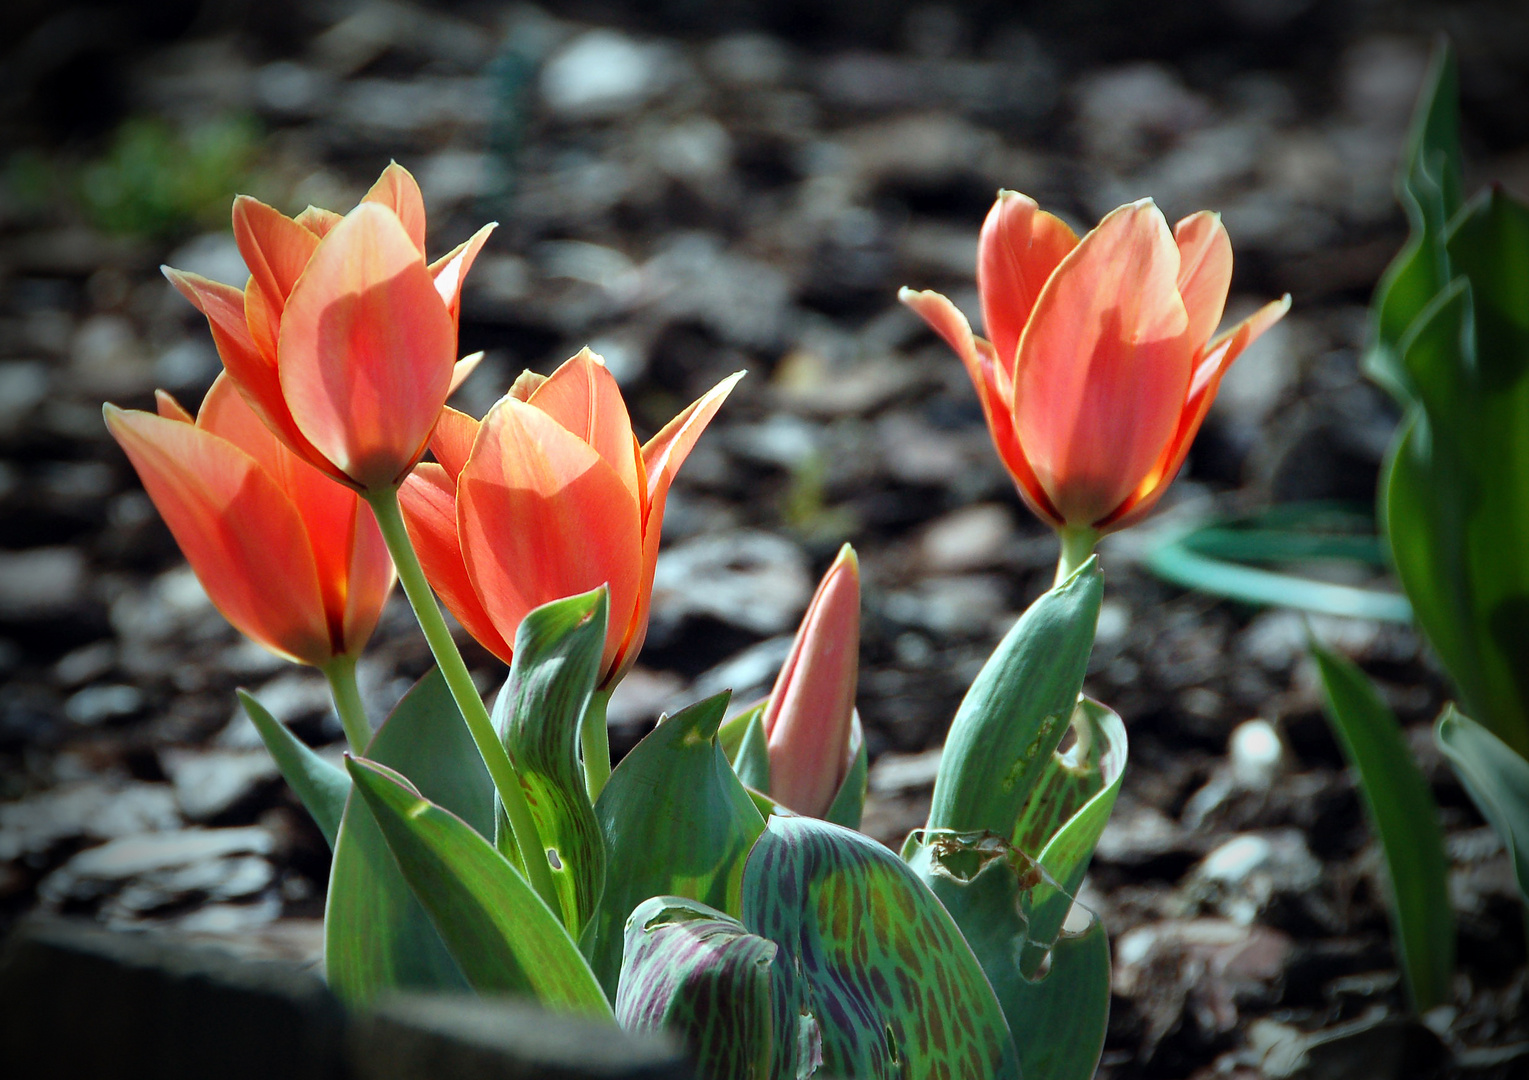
xmin=239 ymin=688 xmax=348 ymax=849
xmin=491 ymin=588 xmax=608 ymax=940
xmin=616 ymin=897 xmax=794 ymax=1080
xmin=1313 ymin=644 xmax=1454 ymax=1010
xmin=325 ymin=668 xmax=492 ymax=1004
xmin=1436 ymin=706 xmax=1529 ymax=901
xmin=745 ymin=815 xmax=1020 ymax=1080
xmin=588 ymin=692 xmax=766 ymax=996
xmin=927 ymin=558 xmax=1102 ymax=836
xmin=346 ymin=756 xmax=612 ymax=1019
xmin=1003 ymin=911 xmax=1111 ymax=1080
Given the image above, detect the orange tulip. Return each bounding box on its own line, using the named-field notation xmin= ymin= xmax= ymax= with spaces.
xmin=162 ymin=163 xmax=493 ymax=492
xmin=104 ymin=375 xmax=395 ymax=666
xmin=761 ymin=543 xmax=861 ymax=818
xmin=901 ymin=191 xmax=1288 ymax=535
xmin=399 ymin=349 xmax=742 ymax=687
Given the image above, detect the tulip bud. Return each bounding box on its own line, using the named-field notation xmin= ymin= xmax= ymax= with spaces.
xmin=762 ymin=544 xmax=861 ymax=818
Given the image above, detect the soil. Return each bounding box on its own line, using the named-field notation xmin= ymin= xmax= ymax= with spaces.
xmin=2 ymin=2 xmax=1527 ymax=1077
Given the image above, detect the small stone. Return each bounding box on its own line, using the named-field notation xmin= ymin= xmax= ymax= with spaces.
xmin=1229 ymin=718 xmax=1285 ymax=790
xmin=919 ymin=505 xmax=1014 ymax=574
xmin=689 ymin=636 xmax=795 ymax=706
xmin=63 ymin=684 xmax=144 ymax=726
xmin=53 ymin=642 xmax=117 ymax=687
xmin=703 ymin=33 xmax=791 ymax=87
xmin=0 ymin=548 xmax=85 ymax=619
xmin=0 ymin=362 xmax=51 ymax=438
xmin=868 ymin=748 xmax=944 ymax=794
xmin=160 ymin=748 xmax=281 ymax=822
xmin=882 ymin=575 xmax=1006 ymax=636
xmin=0 ymin=780 xmax=181 ymax=862
xmin=540 ymin=30 xmax=675 ymax=119
xmin=1188 ymin=829 xmax=1322 ymax=926
xmin=651 ymin=532 xmax=811 ymax=637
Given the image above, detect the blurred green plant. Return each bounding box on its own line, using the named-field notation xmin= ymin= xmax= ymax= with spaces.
xmin=5 ymin=115 xmax=260 ymax=240
xmin=79 ymin=115 xmax=261 ymax=239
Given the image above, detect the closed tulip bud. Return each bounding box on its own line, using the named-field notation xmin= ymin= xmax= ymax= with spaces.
xmin=398 ymin=348 xmax=742 ymax=688
xmin=902 ymin=191 xmax=1288 ymax=542
xmin=762 ymin=544 xmax=861 ymax=818
xmin=104 ymin=375 xmax=395 ymax=666
xmin=162 ymin=162 xmax=493 ymax=492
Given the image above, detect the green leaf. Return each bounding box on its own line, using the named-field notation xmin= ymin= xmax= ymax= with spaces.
xmin=1436 ymin=706 xmax=1529 ymax=901
xmin=587 ymin=692 xmax=766 ymax=996
xmin=325 ymin=668 xmax=493 ymax=1005
xmin=730 ymin=704 xmax=771 ymax=791
xmin=345 ymin=756 xmax=613 ymax=1020
xmin=1446 ymin=184 xmax=1529 ymax=391
xmin=927 ymin=557 xmax=1102 ymax=836
xmin=616 ymin=897 xmax=793 ymax=1080
xmin=744 ymin=815 xmax=1021 ymax=1080
xmin=1312 ymin=644 xmax=1454 ymax=1011
xmin=238 ymin=688 xmax=348 ymax=849
xmin=1002 ymin=911 xmax=1111 ymax=1080
xmin=491 ymin=588 xmax=608 ymax=940
xmin=821 ymin=713 xmax=868 ymax=830
xmin=1367 ymin=40 xmax=1463 ymax=401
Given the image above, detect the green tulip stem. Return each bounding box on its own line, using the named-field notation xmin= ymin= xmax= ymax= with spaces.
xmin=365 ymin=485 xmax=560 ymax=913
xmin=323 ymin=655 xmax=372 ymax=755
xmin=581 ymin=689 xmax=612 ymax=801
xmin=1055 ymin=526 xmax=1100 ymax=585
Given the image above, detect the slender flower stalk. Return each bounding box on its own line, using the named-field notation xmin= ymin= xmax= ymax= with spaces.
xmin=364 ymin=485 xmax=560 ymax=913
xmin=323 ymin=655 xmax=372 ymax=755
xmin=1055 ymin=526 xmax=1099 ymax=585
xmin=582 ymin=690 xmax=612 ymax=801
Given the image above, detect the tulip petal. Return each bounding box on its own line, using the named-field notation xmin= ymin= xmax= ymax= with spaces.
xmin=1104 ymin=294 xmax=1291 ymax=532
xmin=528 ymin=349 xmax=643 ymax=504
xmin=277 ymin=202 xmax=456 ymax=489
xmin=449 ymin=352 xmax=484 ymax=397
xmin=430 ymin=222 xmax=496 ymax=329
xmin=341 ymin=497 xmax=395 ymax=656
xmin=295 ymin=206 xmax=343 ymax=237
xmin=1013 ymin=199 xmax=1196 ymax=526
xmin=399 ymin=463 xmax=514 ymax=665
xmin=197 ymin=374 xmax=369 ymax=650
xmin=232 ymin=195 xmax=320 ymax=307
xmin=429 ymin=405 xmax=480 ymax=481
xmin=164 ymin=268 xmax=341 ymax=481
xmin=363 ymin=162 xmax=427 ymax=256
xmin=155 ymin=390 xmax=194 ymax=423
xmin=978 ymin=190 xmax=1078 ymax=369
xmin=105 ymin=404 xmax=333 ymax=665
xmin=764 ymin=544 xmax=861 ymax=818
xmin=458 ymin=399 xmax=643 ymax=679
xmin=898 ymin=287 xmax=1063 ymax=526
xmin=1173 ymin=211 xmax=1233 ymax=349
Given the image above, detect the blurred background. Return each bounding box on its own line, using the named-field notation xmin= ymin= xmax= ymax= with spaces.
xmin=2 ymin=1 xmax=1527 ymax=1076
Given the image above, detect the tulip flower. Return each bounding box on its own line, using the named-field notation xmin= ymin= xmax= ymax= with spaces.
xmin=104 ymin=375 xmax=395 ymax=671
xmin=398 ymin=348 xmax=743 ymax=690
xmin=761 ymin=543 xmax=862 ymax=819
xmin=162 ymin=162 xmax=494 ymax=492
xmin=901 ymin=191 xmax=1289 ymax=556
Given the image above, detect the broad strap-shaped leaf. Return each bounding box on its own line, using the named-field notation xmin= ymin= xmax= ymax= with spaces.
xmin=588 ymin=693 xmax=766 ymax=995
xmin=325 ymin=668 xmax=493 ymax=1004
xmin=346 ymin=756 xmax=613 ymax=1019
xmin=1436 ymin=706 xmax=1529 ymax=901
xmin=822 ymin=714 xmax=868 ymax=830
xmin=1002 ymin=911 xmax=1111 ymax=1080
xmin=616 ymin=897 xmax=798 ymax=1080
xmin=744 ymin=815 xmax=1021 ymax=1080
xmin=719 ymin=700 xmax=767 ymax=767
xmin=1366 ymin=40 xmax=1463 ymax=401
xmin=1313 ymin=644 xmax=1454 ymax=1010
xmin=729 ymin=703 xmax=771 ymax=791
xmin=239 ymin=688 xmax=348 ymax=848
xmin=491 ymin=588 xmax=609 ymax=940
xmin=928 ymin=558 xmax=1102 ymax=836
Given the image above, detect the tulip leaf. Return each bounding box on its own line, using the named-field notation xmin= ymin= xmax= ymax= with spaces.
xmin=743 ymin=815 xmax=1021 ymax=1080
xmin=1313 ymin=643 xmax=1454 ymax=1011
xmin=927 ymin=557 xmax=1102 ymax=836
xmin=325 ymin=668 xmax=493 ymax=1004
xmin=616 ymin=897 xmax=792 ymax=1080
xmin=719 ymin=699 xmax=767 ymax=767
xmin=587 ymin=692 xmax=766 ymax=996
xmin=491 ymin=587 xmax=608 ymax=941
xmin=822 ymin=712 xmax=868 ymax=830
xmin=729 ymin=703 xmax=771 ymax=791
xmin=1366 ymin=40 xmax=1463 ymax=402
xmin=238 ymin=688 xmax=349 ymax=849
xmin=901 ymin=699 xmax=1122 ymax=1080
xmin=1436 ymin=706 xmax=1529 ymax=901
xmin=345 ymin=756 xmax=613 ymax=1019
